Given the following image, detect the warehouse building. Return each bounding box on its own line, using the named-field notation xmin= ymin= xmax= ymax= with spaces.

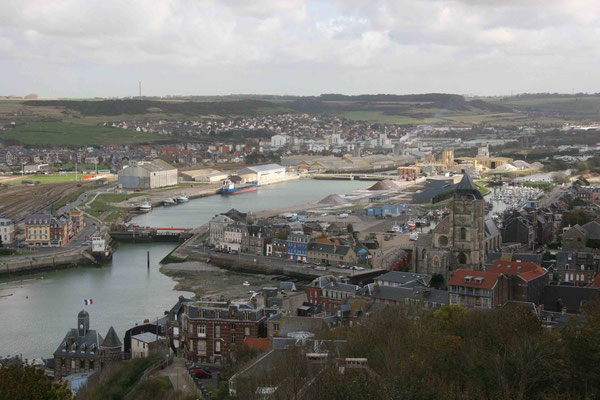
xmin=118 ymin=160 xmax=178 ymax=189
xmin=237 ymin=164 xmax=286 ymax=184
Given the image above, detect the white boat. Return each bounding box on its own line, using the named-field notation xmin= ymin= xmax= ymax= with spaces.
xmin=138 ymin=201 xmax=152 ymax=212
xmin=163 ymin=198 xmax=176 ymax=206
xmin=176 ymin=193 xmax=189 ymax=203
xmin=242 ymin=281 xmax=250 ymax=287
xmin=409 ymin=232 xmax=419 ymax=241
xmin=390 ymin=223 xmax=402 ymax=233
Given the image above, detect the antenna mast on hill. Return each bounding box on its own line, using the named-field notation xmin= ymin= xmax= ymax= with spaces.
xmin=139 ymin=81 xmax=142 ymax=100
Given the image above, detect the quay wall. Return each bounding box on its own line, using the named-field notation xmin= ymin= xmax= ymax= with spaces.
xmin=0 ymin=249 xmax=98 ymax=277
xmin=180 ymin=250 xmax=337 ymax=279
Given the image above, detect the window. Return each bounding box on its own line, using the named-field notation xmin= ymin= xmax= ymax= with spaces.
xmin=231 ymin=323 xmax=236 ymax=330
xmin=273 ymin=323 xmax=280 ymax=331
xmin=90 ymin=361 xmax=94 ymax=370
xmin=244 ymin=327 xmax=250 ymax=337
xmin=197 ymin=325 xmax=206 ymax=338
xmin=215 ymin=341 xmax=221 ymax=354
xmin=215 ymin=325 xmax=221 ymax=338
xmin=71 ymin=360 xmax=76 ymax=369
xmin=231 ymin=334 xmax=236 ymax=343
xmin=460 ymin=227 xmax=467 ymax=240
xmin=61 ymin=359 xmax=66 ymax=367
xmin=197 ymin=340 xmax=207 ymax=356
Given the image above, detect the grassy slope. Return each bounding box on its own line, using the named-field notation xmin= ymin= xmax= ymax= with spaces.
xmin=87 ymin=192 xmax=146 ymax=223
xmin=0 ymin=122 xmax=163 ymax=146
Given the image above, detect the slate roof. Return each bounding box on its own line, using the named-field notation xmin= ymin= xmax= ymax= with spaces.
xmin=54 ymin=329 xmax=103 ymax=359
xmin=376 ymin=271 xmax=432 ymax=286
xmin=363 ymin=284 xmax=448 ymax=305
xmin=456 ymin=173 xmax=479 ymax=192
xmin=279 ymin=281 xmax=296 ymax=292
xmin=131 ymin=332 xmax=165 ymax=344
xmin=101 ymin=326 xmax=122 ymax=348
xmin=581 ymin=221 xmax=600 ymax=240
xmin=278 ymin=316 xmax=329 ymax=337
xmin=307 ymin=242 xmax=352 ymax=256
xmin=484 ymin=219 xmax=501 ymax=239
xmin=329 ymin=282 xmax=360 ymax=293
xmin=541 ymin=285 xmax=600 ymax=313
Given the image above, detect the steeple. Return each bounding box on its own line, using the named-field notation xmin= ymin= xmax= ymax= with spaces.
xmin=101 ymin=326 xmax=122 ymax=349
xmin=455 ymin=174 xmax=483 ymax=200
xmin=77 ymin=309 xmax=90 ymax=337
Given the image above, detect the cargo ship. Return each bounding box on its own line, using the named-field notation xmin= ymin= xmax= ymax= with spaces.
xmin=218 ymin=179 xmax=258 ymax=195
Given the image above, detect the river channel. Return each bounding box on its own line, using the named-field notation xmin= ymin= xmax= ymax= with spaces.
xmin=0 ymin=179 xmax=370 ymax=361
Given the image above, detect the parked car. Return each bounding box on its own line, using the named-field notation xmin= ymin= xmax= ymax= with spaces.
xmin=192 ymin=368 xmax=212 ymax=379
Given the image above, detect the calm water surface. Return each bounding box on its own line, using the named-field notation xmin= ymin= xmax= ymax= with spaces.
xmin=0 ymin=179 xmax=370 ymax=360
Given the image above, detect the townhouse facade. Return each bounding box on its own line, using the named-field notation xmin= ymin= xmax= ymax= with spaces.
xmin=0 ymin=218 xmax=15 ymax=244
xmin=177 ymin=300 xmax=266 ymax=364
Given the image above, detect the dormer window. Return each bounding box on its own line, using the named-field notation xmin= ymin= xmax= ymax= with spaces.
xmin=464 ymin=276 xmax=473 ymax=283
xmin=474 ymin=277 xmax=484 ymax=284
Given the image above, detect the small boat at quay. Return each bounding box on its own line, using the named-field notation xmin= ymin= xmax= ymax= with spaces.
xmin=163 ymin=198 xmax=177 ymax=206
xmin=138 ymin=201 xmax=152 ymax=212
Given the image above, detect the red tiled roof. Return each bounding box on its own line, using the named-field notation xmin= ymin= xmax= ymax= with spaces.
xmin=488 ymin=260 xmax=546 ymax=282
xmin=243 ymin=337 xmax=270 ymax=352
xmin=488 ymin=260 xmax=539 ymax=276
xmin=448 ymin=269 xmax=502 ymax=290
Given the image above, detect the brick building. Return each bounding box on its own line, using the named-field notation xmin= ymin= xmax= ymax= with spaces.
xmin=177 ymin=300 xmax=266 ymax=364
xmin=486 ymin=260 xmax=549 ymax=304
xmin=448 ymin=269 xmax=510 ymax=309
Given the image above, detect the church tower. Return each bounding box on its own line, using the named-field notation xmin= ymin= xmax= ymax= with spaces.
xmin=429 ymin=174 xmax=486 ymax=276
xmin=78 ymin=310 xmax=90 ymax=337
xmin=450 ymin=174 xmax=486 ymax=268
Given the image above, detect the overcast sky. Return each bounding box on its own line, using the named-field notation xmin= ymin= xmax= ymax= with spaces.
xmin=1 ymin=0 xmax=599 ymax=98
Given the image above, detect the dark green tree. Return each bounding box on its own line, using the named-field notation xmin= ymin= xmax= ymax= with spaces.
xmin=0 ymin=364 xmax=71 ymax=400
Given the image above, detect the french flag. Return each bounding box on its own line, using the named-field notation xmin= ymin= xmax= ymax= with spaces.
xmin=84 ymin=299 xmax=93 ymax=305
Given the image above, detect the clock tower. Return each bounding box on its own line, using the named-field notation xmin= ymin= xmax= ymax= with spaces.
xmin=78 ymin=309 xmax=90 ymax=337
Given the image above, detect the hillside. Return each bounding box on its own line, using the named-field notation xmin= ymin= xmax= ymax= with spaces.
xmin=23 ymin=99 xmax=289 ymax=117
xmin=487 ymin=94 xmax=600 ymax=120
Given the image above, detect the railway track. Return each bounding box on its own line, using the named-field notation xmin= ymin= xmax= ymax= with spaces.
xmin=0 ymin=182 xmax=82 ymax=221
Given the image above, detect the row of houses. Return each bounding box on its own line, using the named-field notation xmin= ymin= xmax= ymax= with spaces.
xmin=208 ymin=210 xmax=362 ymax=265
xmin=24 ymin=211 xmax=85 ymax=247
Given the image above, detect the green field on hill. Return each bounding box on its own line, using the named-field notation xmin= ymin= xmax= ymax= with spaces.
xmin=343 ymin=111 xmax=427 ymax=125
xmin=3 ymin=174 xmax=81 ymax=185
xmin=0 ymin=122 xmax=163 ymax=146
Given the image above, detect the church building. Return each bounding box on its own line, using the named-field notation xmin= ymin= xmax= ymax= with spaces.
xmin=415 ymin=174 xmax=500 ymax=283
